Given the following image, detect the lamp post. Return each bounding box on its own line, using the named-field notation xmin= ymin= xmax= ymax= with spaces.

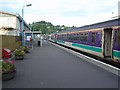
xmin=118 ymin=1 xmax=120 ymax=18
xmin=22 ymin=4 xmax=32 ymax=46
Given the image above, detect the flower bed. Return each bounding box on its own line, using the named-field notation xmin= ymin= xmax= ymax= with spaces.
xmin=2 ymin=60 xmax=16 ymax=81
xmin=14 ymin=49 xmax=25 ymax=60
xmin=21 ymin=46 xmax=30 ymax=53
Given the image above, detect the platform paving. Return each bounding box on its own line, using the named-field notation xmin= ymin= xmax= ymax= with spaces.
xmin=2 ymin=40 xmax=119 ymax=88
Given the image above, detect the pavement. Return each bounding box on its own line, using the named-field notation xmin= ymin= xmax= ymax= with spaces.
xmin=2 ymin=40 xmax=119 ymax=88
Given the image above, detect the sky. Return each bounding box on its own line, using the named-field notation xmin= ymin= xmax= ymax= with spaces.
xmin=0 ymin=0 xmax=120 ymax=27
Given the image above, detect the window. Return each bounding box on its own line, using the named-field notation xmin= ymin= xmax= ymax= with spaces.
xmin=115 ymin=30 xmax=120 ymax=44
xmin=57 ymin=35 xmax=62 ymax=40
xmin=72 ymin=34 xmax=79 ymax=41
xmin=91 ymin=32 xmax=96 ymax=43
xmin=79 ymin=33 xmax=88 ymax=42
xmin=62 ymin=34 xmax=67 ymax=41
xmin=68 ymin=34 xmax=73 ymax=41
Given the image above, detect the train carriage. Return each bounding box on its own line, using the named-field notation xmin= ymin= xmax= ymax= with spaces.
xmin=113 ymin=27 xmax=120 ymax=61
xmin=49 ymin=18 xmax=120 ymax=63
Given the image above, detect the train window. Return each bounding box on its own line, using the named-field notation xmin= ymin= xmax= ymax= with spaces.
xmin=115 ymin=30 xmax=120 ymax=44
xmin=84 ymin=33 xmax=87 ymax=35
xmin=58 ymin=35 xmax=62 ymax=40
xmin=67 ymin=33 xmax=79 ymax=41
xmin=79 ymin=33 xmax=88 ymax=42
xmin=74 ymin=36 xmax=79 ymax=41
xmin=92 ymin=32 xmax=96 ymax=43
xmin=72 ymin=34 xmax=78 ymax=41
xmin=68 ymin=34 xmax=72 ymax=41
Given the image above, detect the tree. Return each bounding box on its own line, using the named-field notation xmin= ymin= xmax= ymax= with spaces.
xmin=30 ymin=21 xmax=75 ymax=34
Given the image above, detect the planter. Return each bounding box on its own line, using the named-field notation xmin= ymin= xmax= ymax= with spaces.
xmin=2 ymin=70 xmax=16 ymax=81
xmin=25 ymin=50 xmax=29 ymax=53
xmin=15 ymin=55 xmax=24 ymax=60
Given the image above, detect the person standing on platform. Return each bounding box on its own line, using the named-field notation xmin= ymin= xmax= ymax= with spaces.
xmin=30 ymin=37 xmax=33 ymax=48
xmin=40 ymin=36 xmax=43 ymax=47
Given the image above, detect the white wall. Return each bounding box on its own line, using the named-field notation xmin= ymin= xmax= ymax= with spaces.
xmin=0 ymin=12 xmax=29 ymax=36
xmin=0 ymin=16 xmax=21 ymax=36
xmin=0 ymin=16 xmax=16 ymax=29
xmin=16 ymin=18 xmax=22 ymax=36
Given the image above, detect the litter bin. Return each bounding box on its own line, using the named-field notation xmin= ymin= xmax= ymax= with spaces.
xmin=38 ymin=41 xmax=40 ymax=46
xmin=3 ymin=48 xmax=12 ymax=59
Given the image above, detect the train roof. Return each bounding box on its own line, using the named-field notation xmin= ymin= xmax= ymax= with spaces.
xmin=76 ymin=18 xmax=120 ymax=30
xmin=58 ymin=18 xmax=120 ymax=34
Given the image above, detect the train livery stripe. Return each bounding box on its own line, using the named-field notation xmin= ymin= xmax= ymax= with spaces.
xmin=72 ymin=43 xmax=102 ymax=53
xmin=113 ymin=50 xmax=120 ymax=58
xmin=56 ymin=40 xmax=120 ymax=59
xmin=57 ymin=40 xmax=65 ymax=44
xmin=57 ymin=40 xmax=102 ymax=53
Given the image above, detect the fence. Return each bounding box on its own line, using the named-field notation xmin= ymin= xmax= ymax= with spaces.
xmin=0 ymin=35 xmax=22 ymax=58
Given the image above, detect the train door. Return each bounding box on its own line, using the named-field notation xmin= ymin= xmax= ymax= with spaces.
xmin=103 ymin=28 xmax=112 ymax=58
xmin=55 ymin=34 xmax=57 ymax=42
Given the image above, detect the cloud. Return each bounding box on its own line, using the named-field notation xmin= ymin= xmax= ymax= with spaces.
xmin=24 ymin=10 xmax=115 ymax=27
xmin=0 ymin=0 xmax=119 ymax=27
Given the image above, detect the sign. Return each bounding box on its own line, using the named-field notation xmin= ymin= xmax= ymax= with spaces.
xmin=26 ymin=36 xmax=31 ymax=41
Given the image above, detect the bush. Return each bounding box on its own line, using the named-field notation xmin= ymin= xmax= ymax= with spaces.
xmin=21 ymin=46 xmax=29 ymax=53
xmin=14 ymin=49 xmax=25 ymax=56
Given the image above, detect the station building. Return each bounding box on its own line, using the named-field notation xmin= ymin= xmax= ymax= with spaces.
xmin=0 ymin=11 xmax=30 ymax=59
xmin=0 ymin=11 xmax=30 ymax=36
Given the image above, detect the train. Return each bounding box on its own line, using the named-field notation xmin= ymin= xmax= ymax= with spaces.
xmin=48 ymin=18 xmax=120 ymax=64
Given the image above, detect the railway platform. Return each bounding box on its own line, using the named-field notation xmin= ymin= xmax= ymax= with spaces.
xmin=2 ymin=40 xmax=119 ymax=88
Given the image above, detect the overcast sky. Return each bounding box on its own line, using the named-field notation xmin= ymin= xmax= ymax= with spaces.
xmin=0 ymin=0 xmax=119 ymax=27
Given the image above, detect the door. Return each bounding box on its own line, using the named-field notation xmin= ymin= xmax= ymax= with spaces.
xmin=103 ymin=28 xmax=112 ymax=58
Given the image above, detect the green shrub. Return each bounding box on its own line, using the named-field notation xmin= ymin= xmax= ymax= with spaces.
xmin=14 ymin=49 xmax=25 ymax=56
xmin=21 ymin=46 xmax=29 ymax=53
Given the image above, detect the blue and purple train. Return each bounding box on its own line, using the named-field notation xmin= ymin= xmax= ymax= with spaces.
xmin=49 ymin=18 xmax=120 ymax=64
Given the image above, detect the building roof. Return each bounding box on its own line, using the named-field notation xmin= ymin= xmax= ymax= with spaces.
xmin=0 ymin=11 xmax=16 ymax=17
